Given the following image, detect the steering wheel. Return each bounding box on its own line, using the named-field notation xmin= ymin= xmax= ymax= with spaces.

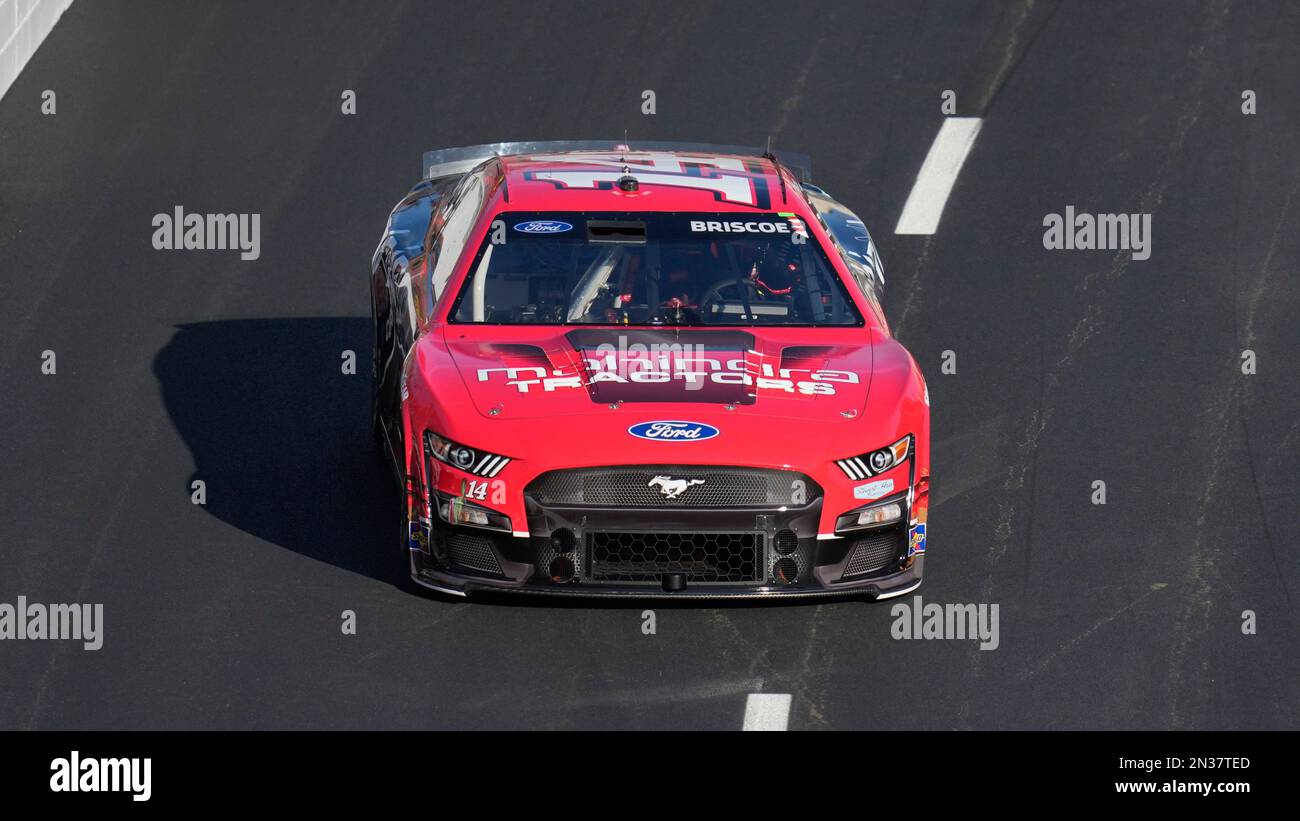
xmin=698 ymin=277 xmax=762 ymax=320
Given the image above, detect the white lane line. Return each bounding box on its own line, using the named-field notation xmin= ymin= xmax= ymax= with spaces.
xmin=894 ymin=117 xmax=984 ymax=235
xmin=0 ymin=0 xmax=75 ymax=103
xmin=742 ymin=693 xmax=792 ymax=731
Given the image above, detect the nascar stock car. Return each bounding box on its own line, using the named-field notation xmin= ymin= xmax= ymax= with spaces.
xmin=370 ymin=141 xmax=930 ymax=599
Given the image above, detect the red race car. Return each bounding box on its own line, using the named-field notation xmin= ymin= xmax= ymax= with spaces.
xmin=370 ymin=141 xmax=929 ymax=599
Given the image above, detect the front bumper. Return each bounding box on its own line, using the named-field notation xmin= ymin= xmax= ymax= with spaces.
xmin=408 ymin=501 xmax=924 ymax=600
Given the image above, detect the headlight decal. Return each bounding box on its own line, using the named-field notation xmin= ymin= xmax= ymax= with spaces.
xmin=425 ymin=431 xmax=511 ymax=478
xmin=836 ymin=435 xmax=910 ymax=480
xmin=836 ymin=455 xmax=873 ymax=480
xmin=436 ymin=491 xmax=512 ymax=533
xmin=834 ymin=492 xmax=907 ymax=534
xmin=472 ymin=453 xmax=510 ymax=477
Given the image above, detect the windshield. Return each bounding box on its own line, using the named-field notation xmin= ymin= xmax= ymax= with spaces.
xmin=448 ymin=212 xmax=863 ymax=326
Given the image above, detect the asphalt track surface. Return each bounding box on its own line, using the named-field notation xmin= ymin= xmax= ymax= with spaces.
xmin=2 ymin=0 xmax=1298 ymax=730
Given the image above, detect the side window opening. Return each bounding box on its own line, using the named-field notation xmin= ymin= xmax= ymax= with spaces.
xmin=427 ymin=166 xmax=493 ymax=306
xmin=803 ymin=189 xmax=884 ymax=303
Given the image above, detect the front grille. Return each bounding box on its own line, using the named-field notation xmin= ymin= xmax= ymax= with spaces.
xmin=527 ymin=466 xmax=819 ymax=508
xmin=842 ymin=530 xmax=903 ymax=578
xmin=586 ymin=531 xmax=763 ymax=584
xmin=446 ymin=532 xmax=504 ymax=576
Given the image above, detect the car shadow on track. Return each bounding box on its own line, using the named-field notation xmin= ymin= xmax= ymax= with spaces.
xmin=153 ymin=317 xmax=411 ymax=589
xmin=153 ymin=317 xmax=862 ymax=610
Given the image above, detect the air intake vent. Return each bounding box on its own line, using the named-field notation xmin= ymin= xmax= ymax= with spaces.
xmin=447 ymin=532 xmax=504 ymax=576
xmin=778 ymin=345 xmax=833 ymax=371
xmin=842 ymin=531 xmax=902 ymax=578
xmin=587 ymin=220 xmax=646 ymax=244
xmin=527 ymin=466 xmax=820 ymax=508
xmin=775 ymin=529 xmax=799 ymax=555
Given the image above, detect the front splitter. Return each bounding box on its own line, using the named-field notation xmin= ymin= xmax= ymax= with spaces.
xmin=410 ymin=553 xmax=924 ymax=602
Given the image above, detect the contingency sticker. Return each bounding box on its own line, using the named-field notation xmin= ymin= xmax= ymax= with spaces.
xmin=907 ymin=523 xmax=927 ymax=557
xmin=853 ymin=479 xmax=894 ymax=500
xmin=408 ymin=519 xmax=430 ymax=552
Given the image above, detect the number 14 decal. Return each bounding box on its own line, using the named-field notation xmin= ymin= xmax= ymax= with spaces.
xmin=462 ymin=479 xmax=507 ymax=504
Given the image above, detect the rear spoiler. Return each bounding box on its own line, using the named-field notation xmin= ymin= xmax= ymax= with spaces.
xmin=422 ymin=140 xmax=812 ymax=183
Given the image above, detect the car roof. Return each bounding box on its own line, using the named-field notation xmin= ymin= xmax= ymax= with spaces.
xmin=493 ymin=150 xmax=807 ymax=214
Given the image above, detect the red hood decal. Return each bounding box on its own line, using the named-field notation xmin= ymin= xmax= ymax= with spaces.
xmin=444 ymin=327 xmax=872 ymax=423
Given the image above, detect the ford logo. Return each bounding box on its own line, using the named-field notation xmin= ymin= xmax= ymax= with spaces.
xmin=514 ymin=220 xmax=573 ymax=234
xmin=628 ymin=421 xmax=720 ymax=442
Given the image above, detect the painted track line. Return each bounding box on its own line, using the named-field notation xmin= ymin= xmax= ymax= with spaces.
xmin=894 ymin=117 xmax=984 ymax=235
xmin=0 ymin=0 xmax=75 ymax=102
xmin=742 ymin=693 xmax=792 ymax=731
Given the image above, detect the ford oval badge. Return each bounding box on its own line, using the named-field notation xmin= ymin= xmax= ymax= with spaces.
xmin=514 ymin=220 xmax=573 ymax=234
xmin=628 ymin=421 xmax=720 ymax=442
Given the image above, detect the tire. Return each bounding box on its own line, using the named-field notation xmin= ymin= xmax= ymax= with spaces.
xmin=369 ymin=282 xmax=385 ymax=445
xmin=399 ymin=494 xmax=410 ymax=562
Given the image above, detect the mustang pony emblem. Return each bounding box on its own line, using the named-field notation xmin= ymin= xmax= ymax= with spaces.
xmin=648 ymin=475 xmax=706 ymax=500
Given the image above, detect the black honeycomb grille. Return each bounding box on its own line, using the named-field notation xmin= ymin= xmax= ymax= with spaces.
xmin=586 ymin=531 xmax=763 ymax=584
xmin=527 ymin=467 xmax=819 ymax=508
xmin=446 ymin=532 xmax=504 ymax=576
xmin=842 ymin=530 xmax=902 ymax=578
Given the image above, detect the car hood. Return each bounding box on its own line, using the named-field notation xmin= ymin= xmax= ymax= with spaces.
xmin=443 ymin=326 xmax=873 ymax=424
